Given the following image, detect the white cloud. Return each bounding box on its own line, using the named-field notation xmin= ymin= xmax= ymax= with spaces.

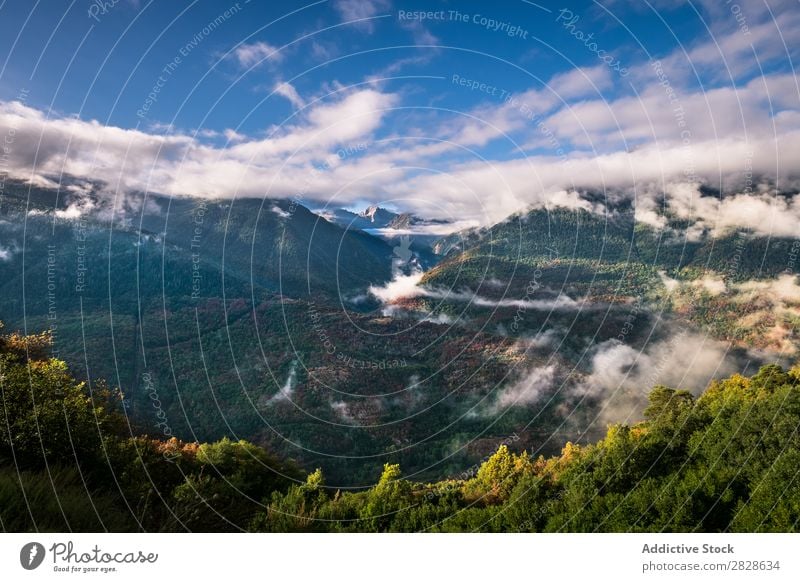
xmin=4 ymin=83 xmax=800 ymax=234
xmin=493 ymin=365 xmax=557 ymax=409
xmin=310 ymin=40 xmax=337 ymax=61
xmin=333 ymin=0 xmax=391 ymax=33
xmin=223 ymin=128 xmax=246 ymax=143
xmin=232 ymin=41 xmax=285 ymax=68
xmin=398 ymin=18 xmax=439 ymax=46
xmin=698 ymin=277 xmax=727 ymax=295
xmin=660 ymin=182 xmax=800 ymax=238
xmin=274 ymin=81 xmax=305 ymax=109
xmin=548 ymin=65 xmax=612 ymax=100
xmin=380 ymin=130 xmax=800 ymax=227
xmin=736 ymin=274 xmax=800 ymax=303
xmin=331 ymin=400 xmax=355 ymax=423
xmin=365 ymin=219 xmax=479 ymax=237
xmin=2 ymin=19 xmax=800 ymax=239
xmin=659 ymin=271 xmax=726 ymax=295
xmin=0 ymin=88 xmax=398 ymax=203
xmin=686 ymin=9 xmax=800 ymax=82
xmin=658 ymin=271 xmax=680 ymax=293
xmin=368 ymin=271 xmax=596 ymax=314
xmin=270 ymin=204 xmax=291 ymax=218
xmin=575 ymin=331 xmax=739 ymax=426
xmin=55 ymin=198 xmax=95 ymax=219
xmin=368 ymin=271 xmax=424 ymax=303
xmin=270 ymin=361 xmax=298 ymax=403
xmin=540 ymin=72 xmax=800 ymax=149
xmin=0 ymin=246 xmax=14 ymax=261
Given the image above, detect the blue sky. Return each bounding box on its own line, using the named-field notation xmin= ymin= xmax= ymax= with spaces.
xmin=1 ymin=0 xmax=799 ymax=230
xmin=1 ymin=0 xmax=774 ymax=132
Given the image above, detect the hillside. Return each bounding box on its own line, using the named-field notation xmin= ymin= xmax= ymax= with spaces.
xmin=0 ymin=182 xmax=575 ymax=485
xmin=2 ymin=181 xmax=798 ymax=487
xmin=2 ymin=324 xmax=798 ymax=532
xmin=253 ymin=363 xmax=800 ymax=533
xmin=417 ymin=206 xmax=800 ymax=354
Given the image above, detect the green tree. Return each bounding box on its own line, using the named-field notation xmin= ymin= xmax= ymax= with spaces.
xmin=474 ymin=445 xmax=533 ymax=500
xmin=360 ymin=464 xmax=412 ymax=531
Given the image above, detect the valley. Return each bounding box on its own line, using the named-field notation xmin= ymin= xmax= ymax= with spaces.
xmin=1 ymin=179 xmax=796 ymax=487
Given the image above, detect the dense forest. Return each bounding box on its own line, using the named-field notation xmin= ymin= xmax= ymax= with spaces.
xmin=3 ymin=182 xmax=797 ymax=487
xmin=2 ymin=322 xmax=798 ymax=532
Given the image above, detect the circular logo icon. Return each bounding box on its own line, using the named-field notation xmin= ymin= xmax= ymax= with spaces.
xmin=20 ymin=542 xmax=46 ymax=570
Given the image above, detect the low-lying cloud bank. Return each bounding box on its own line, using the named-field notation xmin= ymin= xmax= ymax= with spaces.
xmin=568 ymin=330 xmax=744 ymax=429
xmin=490 ymin=328 xmax=753 ymax=429
xmin=367 ymin=272 xmax=425 ymax=303
xmin=2 ymin=64 xmax=800 ymax=236
xmin=579 ymin=331 xmax=737 ymax=403
xmin=490 ymin=364 xmax=558 ymax=412
xmin=367 ymin=271 xmax=590 ymax=313
xmin=364 ymin=220 xmax=480 ymax=237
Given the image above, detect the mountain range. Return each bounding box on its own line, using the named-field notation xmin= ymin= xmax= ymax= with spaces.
xmin=1 ymin=178 xmax=797 ymax=486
